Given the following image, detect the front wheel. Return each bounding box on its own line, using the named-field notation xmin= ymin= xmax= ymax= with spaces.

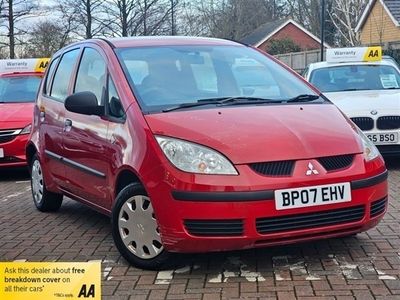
xmin=112 ymin=183 xmax=171 ymax=270
xmin=30 ymin=154 xmax=63 ymax=212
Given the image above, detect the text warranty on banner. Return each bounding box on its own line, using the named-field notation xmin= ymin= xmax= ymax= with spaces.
xmin=0 ymin=262 xmax=101 ymax=300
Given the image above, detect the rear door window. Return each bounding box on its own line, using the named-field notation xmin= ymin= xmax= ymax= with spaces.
xmin=50 ymin=49 xmax=80 ymax=101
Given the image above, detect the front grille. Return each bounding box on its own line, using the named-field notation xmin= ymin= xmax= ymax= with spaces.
xmin=0 ymin=129 xmax=19 ymax=144
xmin=370 ymin=197 xmax=387 ymax=218
xmin=376 ymin=145 xmax=400 ymax=155
xmin=377 ymin=116 xmax=400 ymax=130
xmin=351 ymin=117 xmax=374 ymax=131
xmin=249 ymin=160 xmax=295 ymax=176
xmin=184 ymin=219 xmax=243 ymax=236
xmin=256 ymin=205 xmax=365 ymax=234
xmin=0 ymin=135 xmax=16 ymax=144
xmin=318 ymin=154 xmax=354 ymax=171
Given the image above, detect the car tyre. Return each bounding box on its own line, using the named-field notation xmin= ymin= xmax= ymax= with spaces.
xmin=30 ymin=154 xmax=63 ymax=212
xmin=112 ymin=183 xmax=172 ymax=270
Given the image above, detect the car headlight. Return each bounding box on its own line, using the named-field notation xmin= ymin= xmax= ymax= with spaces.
xmin=155 ymin=136 xmax=238 ymax=175
xmin=356 ymin=127 xmax=380 ymax=161
xmin=20 ymin=124 xmax=32 ymax=135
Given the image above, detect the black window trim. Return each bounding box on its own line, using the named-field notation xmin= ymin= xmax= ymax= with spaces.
xmin=105 ymin=73 xmax=126 ymax=124
xmin=43 ymin=55 xmax=60 ymax=96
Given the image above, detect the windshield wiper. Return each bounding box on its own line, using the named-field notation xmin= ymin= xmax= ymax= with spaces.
xmin=162 ymin=96 xmax=278 ymax=112
xmin=340 ymin=88 xmax=373 ymax=92
xmin=285 ymin=94 xmax=320 ymax=103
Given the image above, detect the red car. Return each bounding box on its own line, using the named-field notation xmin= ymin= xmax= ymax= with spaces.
xmin=27 ymin=37 xmax=388 ymax=269
xmin=0 ymin=59 xmax=48 ymax=167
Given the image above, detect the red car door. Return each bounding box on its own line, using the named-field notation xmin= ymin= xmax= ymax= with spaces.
xmin=61 ymin=46 xmax=111 ymax=210
xmin=39 ymin=49 xmax=81 ymax=186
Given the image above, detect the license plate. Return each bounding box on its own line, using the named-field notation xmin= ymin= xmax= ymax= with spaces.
xmin=366 ymin=132 xmax=398 ymax=145
xmin=275 ymin=182 xmax=351 ymax=210
xmin=0 ymin=148 xmax=3 ymax=158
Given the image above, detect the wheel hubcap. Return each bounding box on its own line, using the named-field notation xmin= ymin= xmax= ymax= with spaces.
xmin=118 ymin=195 xmax=163 ymax=259
xmin=31 ymin=159 xmax=44 ymax=204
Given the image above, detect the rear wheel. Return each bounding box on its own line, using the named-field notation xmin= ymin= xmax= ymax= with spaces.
xmin=112 ymin=183 xmax=171 ymax=270
xmin=31 ymin=154 xmax=63 ymax=212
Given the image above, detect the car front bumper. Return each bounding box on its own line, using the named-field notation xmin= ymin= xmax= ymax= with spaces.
xmin=0 ymin=133 xmax=29 ymax=167
xmin=147 ymin=156 xmax=388 ymax=253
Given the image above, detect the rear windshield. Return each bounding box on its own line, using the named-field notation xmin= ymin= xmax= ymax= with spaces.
xmin=0 ymin=75 xmax=42 ymax=103
xmin=116 ymin=45 xmax=318 ymax=113
xmin=310 ymin=65 xmax=400 ymax=92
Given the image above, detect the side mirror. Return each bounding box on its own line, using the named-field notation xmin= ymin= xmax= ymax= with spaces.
xmin=65 ymin=92 xmax=104 ymax=116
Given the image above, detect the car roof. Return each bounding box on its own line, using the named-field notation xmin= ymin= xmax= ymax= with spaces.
xmin=55 ymin=36 xmax=244 ymax=56
xmin=106 ymin=36 xmax=241 ymax=48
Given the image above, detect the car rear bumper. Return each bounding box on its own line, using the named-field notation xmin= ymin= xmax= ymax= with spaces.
xmin=0 ymin=134 xmax=29 ymax=167
xmin=150 ymin=168 xmax=388 ymax=253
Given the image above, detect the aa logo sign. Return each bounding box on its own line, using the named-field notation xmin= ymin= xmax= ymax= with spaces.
xmin=34 ymin=58 xmax=50 ymax=72
xmin=363 ymin=46 xmax=382 ymax=62
xmin=0 ymin=262 xmax=101 ymax=300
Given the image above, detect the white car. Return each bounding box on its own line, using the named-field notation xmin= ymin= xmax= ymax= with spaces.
xmin=305 ymin=59 xmax=400 ymax=155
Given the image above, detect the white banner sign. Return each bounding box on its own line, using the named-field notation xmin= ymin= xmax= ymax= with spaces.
xmin=0 ymin=58 xmax=49 ymax=73
xmin=326 ymin=47 xmax=382 ymax=63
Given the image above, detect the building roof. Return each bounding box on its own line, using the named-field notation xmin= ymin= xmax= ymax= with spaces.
xmin=385 ymin=0 xmax=400 ymax=21
xmin=240 ymin=19 xmax=288 ymax=46
xmin=355 ymin=0 xmax=400 ymax=32
xmin=240 ymin=18 xmax=330 ymax=48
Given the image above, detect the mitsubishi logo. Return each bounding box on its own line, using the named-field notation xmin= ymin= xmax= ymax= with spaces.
xmin=306 ymin=162 xmax=319 ymax=176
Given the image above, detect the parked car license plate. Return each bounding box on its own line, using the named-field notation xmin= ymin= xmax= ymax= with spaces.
xmin=275 ymin=182 xmax=351 ymax=210
xmin=366 ymin=132 xmax=398 ymax=145
xmin=0 ymin=148 xmax=3 ymax=158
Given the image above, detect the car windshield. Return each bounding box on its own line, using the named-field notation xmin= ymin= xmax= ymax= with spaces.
xmin=310 ymin=64 xmax=400 ymax=92
xmin=0 ymin=75 xmax=42 ymax=103
xmin=116 ymin=45 xmax=319 ymax=113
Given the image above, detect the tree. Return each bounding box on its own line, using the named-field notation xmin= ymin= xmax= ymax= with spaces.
xmin=266 ymin=38 xmax=301 ymax=55
xmin=23 ymin=20 xmax=73 ymax=57
xmin=329 ymin=0 xmax=367 ymax=46
xmin=178 ymin=1 xmax=209 ymax=36
xmin=191 ymin=0 xmax=287 ymax=40
xmin=0 ymin=0 xmax=38 ymax=58
xmin=58 ymin=0 xmax=107 ymax=39
xmin=286 ymin=0 xmax=336 ymax=46
xmin=102 ymin=0 xmax=176 ymax=37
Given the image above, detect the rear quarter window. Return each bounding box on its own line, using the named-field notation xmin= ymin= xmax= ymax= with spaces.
xmin=43 ymin=57 xmax=59 ymax=95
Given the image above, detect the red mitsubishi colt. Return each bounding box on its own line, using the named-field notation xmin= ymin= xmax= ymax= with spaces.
xmin=0 ymin=58 xmax=48 ymax=167
xmin=27 ymin=37 xmax=388 ymax=269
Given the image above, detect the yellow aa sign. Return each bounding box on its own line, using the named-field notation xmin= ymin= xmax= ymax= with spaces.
xmin=34 ymin=58 xmax=50 ymax=72
xmin=362 ymin=46 xmax=382 ymax=62
xmin=0 ymin=262 xmax=101 ymax=300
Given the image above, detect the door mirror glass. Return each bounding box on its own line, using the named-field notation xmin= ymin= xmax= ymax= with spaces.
xmin=65 ymin=91 xmax=104 ymax=116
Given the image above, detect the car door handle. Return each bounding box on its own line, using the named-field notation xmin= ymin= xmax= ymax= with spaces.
xmin=65 ymin=119 xmax=72 ymax=126
xmin=64 ymin=119 xmax=72 ymax=131
xmin=39 ymin=111 xmax=45 ymax=122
